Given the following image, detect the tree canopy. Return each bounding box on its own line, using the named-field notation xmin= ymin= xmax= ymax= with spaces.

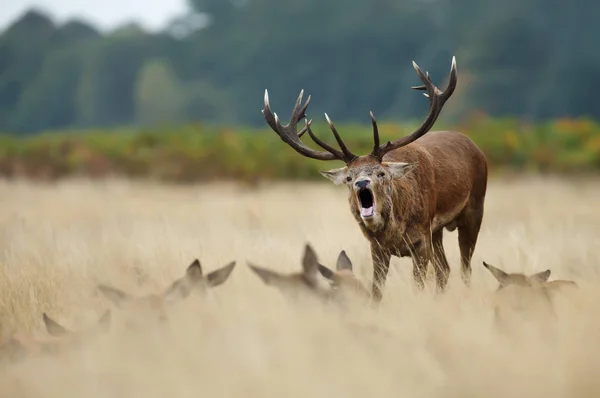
xmin=1 ymin=0 xmax=598 ymax=134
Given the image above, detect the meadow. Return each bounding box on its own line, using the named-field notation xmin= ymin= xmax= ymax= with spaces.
xmin=0 ymin=176 xmax=599 ymax=397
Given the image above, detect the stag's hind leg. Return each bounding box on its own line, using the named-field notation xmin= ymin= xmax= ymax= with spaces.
xmin=432 ymin=229 xmax=451 ymax=292
xmin=456 ymin=201 xmax=484 ymax=286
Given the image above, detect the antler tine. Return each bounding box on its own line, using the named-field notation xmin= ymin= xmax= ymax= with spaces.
xmin=298 ymin=126 xmax=308 ymax=138
xmin=297 ymin=94 xmax=311 ymax=123
xmin=304 ymin=119 xmax=346 ymax=159
xmin=369 ymin=111 xmax=381 ymax=159
xmin=441 ymin=56 xmax=458 ymax=104
xmin=261 ymin=89 xmax=346 ymax=161
xmin=324 ymin=113 xmax=357 ymax=162
xmin=296 ymin=94 xmax=311 ymax=138
xmin=291 ymin=89 xmax=306 ymax=124
xmin=376 ymin=57 xmax=458 ymax=158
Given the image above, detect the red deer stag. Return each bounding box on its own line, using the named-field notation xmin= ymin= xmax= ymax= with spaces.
xmin=261 ymin=57 xmax=488 ymax=301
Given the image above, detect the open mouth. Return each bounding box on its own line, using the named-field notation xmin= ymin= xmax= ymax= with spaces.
xmin=358 ymin=188 xmax=375 ymax=218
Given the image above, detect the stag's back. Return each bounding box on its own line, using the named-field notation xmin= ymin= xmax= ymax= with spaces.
xmin=384 ymin=131 xmax=488 ymax=222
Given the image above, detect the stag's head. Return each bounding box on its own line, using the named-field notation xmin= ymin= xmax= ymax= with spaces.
xmin=97 ymin=258 xmax=236 ymax=326
xmin=262 ymin=58 xmax=457 ymax=231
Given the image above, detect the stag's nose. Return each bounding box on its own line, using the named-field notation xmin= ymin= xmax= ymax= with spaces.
xmin=355 ymin=179 xmax=370 ymax=189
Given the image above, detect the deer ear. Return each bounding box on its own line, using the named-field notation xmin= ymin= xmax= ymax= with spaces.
xmin=320 ymin=167 xmax=348 ymax=185
xmin=247 ymin=263 xmax=283 ymax=286
xmin=530 ymin=269 xmax=551 ymax=283
xmin=43 ymin=313 xmax=70 ymax=337
xmin=302 ymin=244 xmax=319 ymax=284
xmin=97 ymin=285 xmax=132 ymax=307
xmin=483 ymin=262 xmax=510 ymax=284
xmin=163 ymin=278 xmax=191 ymax=305
xmin=336 ymin=250 xmax=353 ymax=272
xmin=382 ymin=162 xmax=416 ymax=179
xmin=206 ymin=261 xmax=237 ymax=287
xmin=318 ymin=264 xmax=336 ymax=281
xmin=186 ymin=259 xmax=203 ymax=279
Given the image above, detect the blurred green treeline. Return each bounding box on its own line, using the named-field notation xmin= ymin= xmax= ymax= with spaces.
xmin=1 ymin=115 xmax=600 ymax=182
xmin=1 ymin=0 xmax=599 ymax=134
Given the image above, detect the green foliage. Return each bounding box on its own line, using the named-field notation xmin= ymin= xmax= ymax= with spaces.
xmin=135 ymin=59 xmax=186 ymax=125
xmin=1 ymin=0 xmax=599 ymax=134
xmin=2 ymin=116 xmax=600 ymax=182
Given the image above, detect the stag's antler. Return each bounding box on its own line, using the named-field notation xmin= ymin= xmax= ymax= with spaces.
xmin=370 ymin=56 xmax=458 ymax=160
xmin=262 ymin=90 xmax=357 ymax=163
xmin=262 ymin=57 xmax=457 ymax=164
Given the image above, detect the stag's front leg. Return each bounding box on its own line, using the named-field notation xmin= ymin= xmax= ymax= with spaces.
xmin=371 ymin=245 xmax=391 ymax=303
xmin=432 ymin=229 xmax=451 ymax=293
xmin=410 ymin=236 xmax=433 ymax=292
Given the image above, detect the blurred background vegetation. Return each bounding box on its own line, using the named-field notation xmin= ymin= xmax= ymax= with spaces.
xmin=1 ymin=0 xmax=598 ymax=181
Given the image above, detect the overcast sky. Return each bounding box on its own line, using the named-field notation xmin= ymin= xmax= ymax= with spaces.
xmin=0 ymin=0 xmax=189 ymax=32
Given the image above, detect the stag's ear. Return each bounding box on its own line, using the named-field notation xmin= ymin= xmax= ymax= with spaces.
xmin=529 ymin=269 xmax=551 ymax=284
xmin=320 ymin=167 xmax=348 ymax=185
xmin=336 ymin=250 xmax=353 ymax=272
xmin=382 ymin=162 xmax=417 ymax=179
xmin=482 ymin=262 xmax=510 ymax=284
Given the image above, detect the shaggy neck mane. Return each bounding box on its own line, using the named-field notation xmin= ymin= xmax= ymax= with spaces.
xmin=352 ymin=175 xmax=419 ymax=240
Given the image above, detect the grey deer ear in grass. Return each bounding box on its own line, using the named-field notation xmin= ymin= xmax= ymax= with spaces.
xmin=302 ymin=243 xmax=320 ymax=285
xmin=185 ymin=259 xmax=203 ymax=280
xmin=482 ymin=261 xmax=510 ymax=284
xmin=318 ymin=264 xmax=336 ymax=282
xmin=529 ymin=269 xmax=551 ymax=284
xmin=163 ymin=277 xmax=192 ymax=305
xmin=247 ymin=263 xmax=282 ymax=286
xmin=206 ymin=261 xmax=237 ymax=287
xmin=43 ymin=313 xmax=71 ymax=337
xmin=97 ymin=284 xmax=133 ymax=307
xmin=163 ymin=258 xmax=206 ymax=304
xmin=336 ymin=250 xmax=353 ymax=272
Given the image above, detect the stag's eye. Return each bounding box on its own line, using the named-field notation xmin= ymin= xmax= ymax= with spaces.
xmin=346 ymin=176 xmax=352 ymax=182
xmin=377 ymin=172 xmax=385 ymax=178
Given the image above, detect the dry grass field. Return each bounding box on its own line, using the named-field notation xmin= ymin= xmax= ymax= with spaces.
xmin=1 ymin=176 xmax=600 ymax=397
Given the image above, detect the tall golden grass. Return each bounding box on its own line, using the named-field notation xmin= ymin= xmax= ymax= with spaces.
xmin=0 ymin=176 xmax=599 ymax=397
